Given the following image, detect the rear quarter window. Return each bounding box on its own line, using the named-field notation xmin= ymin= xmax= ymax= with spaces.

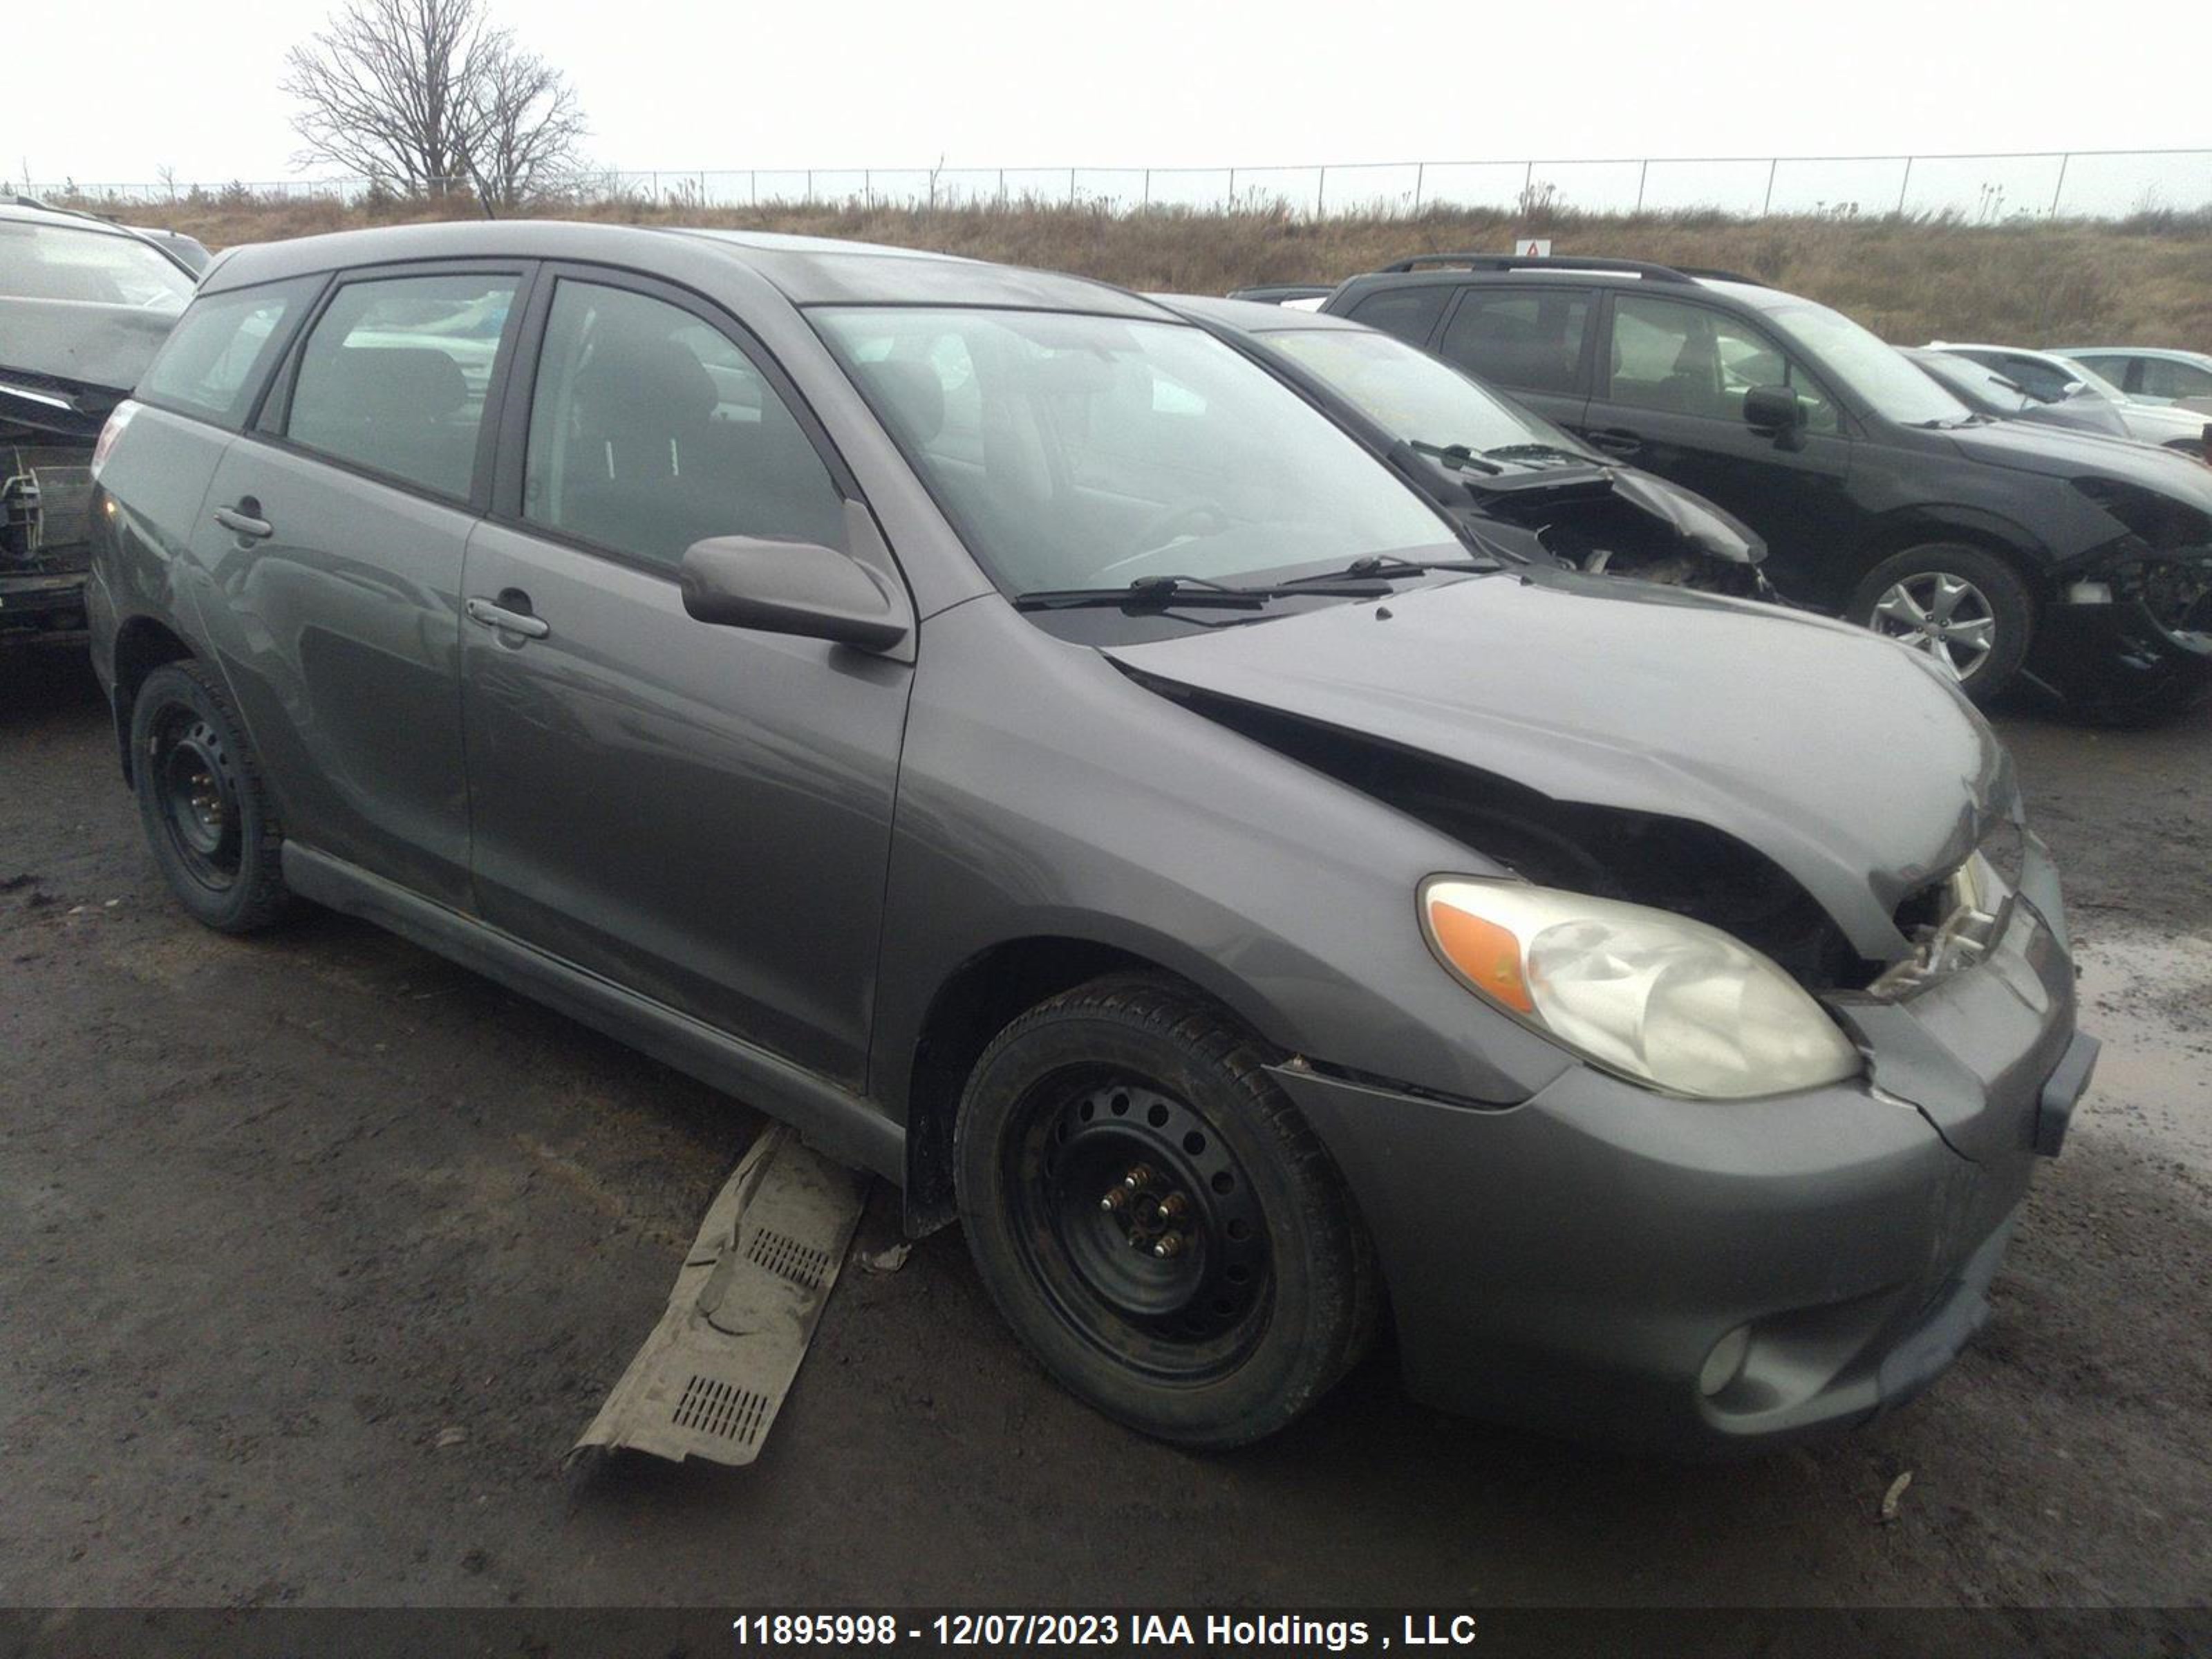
xmin=139 ymin=278 xmax=319 ymax=427
xmin=1345 ymin=285 xmax=1451 ymax=346
xmin=1438 ymin=288 xmax=1591 ymax=395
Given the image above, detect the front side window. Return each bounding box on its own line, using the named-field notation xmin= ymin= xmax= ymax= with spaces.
xmin=1606 ymin=294 xmax=1839 ymax=433
xmin=285 ymin=272 xmax=516 ymax=498
xmin=1264 ymin=325 xmax=1582 ymax=455
xmin=522 ymin=281 xmax=846 ymax=568
xmin=1437 ymin=289 xmax=1590 ymax=395
xmin=0 ymin=221 xmax=193 ymax=310
xmin=140 ymin=278 xmax=317 ymax=425
xmin=812 ymin=307 xmax=1454 ymax=596
xmin=1346 ymin=286 xmax=1450 ymax=346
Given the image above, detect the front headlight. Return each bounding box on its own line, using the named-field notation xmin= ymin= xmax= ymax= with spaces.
xmin=1421 ymin=877 xmax=1863 ymax=1099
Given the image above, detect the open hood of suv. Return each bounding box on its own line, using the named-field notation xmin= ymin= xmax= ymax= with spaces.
xmin=1105 ymin=570 xmax=2012 ymax=962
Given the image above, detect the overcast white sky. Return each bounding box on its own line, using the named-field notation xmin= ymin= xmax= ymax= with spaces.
xmin=10 ymin=0 xmax=2204 ymax=187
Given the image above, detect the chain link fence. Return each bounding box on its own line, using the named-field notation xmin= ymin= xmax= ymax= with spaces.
xmin=16 ymin=149 xmax=2212 ymax=221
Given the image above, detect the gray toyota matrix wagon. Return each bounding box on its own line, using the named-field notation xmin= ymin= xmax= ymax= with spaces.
xmin=86 ymin=223 xmax=2096 ymax=1454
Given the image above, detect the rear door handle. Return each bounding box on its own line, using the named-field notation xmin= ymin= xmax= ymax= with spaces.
xmin=465 ymin=596 xmax=551 ymax=640
xmin=212 ymin=504 xmax=273 ymax=539
xmin=1586 ymin=428 xmax=1644 ymax=458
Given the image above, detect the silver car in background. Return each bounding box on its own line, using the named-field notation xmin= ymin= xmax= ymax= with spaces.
xmin=1929 ymin=342 xmax=2211 ymax=459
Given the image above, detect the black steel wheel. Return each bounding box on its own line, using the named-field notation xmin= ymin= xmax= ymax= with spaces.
xmin=955 ymin=975 xmax=1378 ymax=1449
xmin=129 ymin=660 xmax=290 ymax=932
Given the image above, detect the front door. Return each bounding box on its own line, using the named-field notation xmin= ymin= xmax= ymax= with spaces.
xmin=459 ymin=272 xmax=912 ymax=1089
xmin=1575 ymin=291 xmax=1860 ymax=606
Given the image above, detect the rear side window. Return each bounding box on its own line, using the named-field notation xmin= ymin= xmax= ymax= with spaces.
xmin=1438 ymin=289 xmax=1590 ymax=394
xmin=2138 ymin=357 xmax=2212 ymax=401
xmin=139 ymin=279 xmax=317 ymax=426
xmin=521 ymin=280 xmax=846 ymax=570
xmin=1346 ymin=285 xmax=1450 ymax=346
xmin=284 ymin=272 xmax=516 ymax=499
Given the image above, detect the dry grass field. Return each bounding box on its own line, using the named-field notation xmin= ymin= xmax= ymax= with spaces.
xmin=74 ymin=190 xmax=2212 ymax=350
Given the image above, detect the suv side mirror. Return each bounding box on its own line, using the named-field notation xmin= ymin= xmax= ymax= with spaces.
xmin=680 ymin=535 xmax=910 ymax=653
xmin=1743 ymin=384 xmax=1808 ymax=442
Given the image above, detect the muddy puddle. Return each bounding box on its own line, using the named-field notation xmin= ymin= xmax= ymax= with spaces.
xmin=2070 ymin=926 xmax=2212 ymax=1172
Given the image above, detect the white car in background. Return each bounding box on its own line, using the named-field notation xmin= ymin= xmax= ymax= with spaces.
xmin=2052 ymin=346 xmax=2212 ymax=418
xmin=1928 ymin=342 xmax=2211 ymax=459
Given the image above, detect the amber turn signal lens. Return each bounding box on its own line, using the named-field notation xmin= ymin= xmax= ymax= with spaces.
xmin=1426 ymin=897 xmax=1535 ymax=1014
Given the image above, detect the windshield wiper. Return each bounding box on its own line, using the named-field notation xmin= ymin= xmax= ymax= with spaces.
xmin=1277 ymin=553 xmax=1496 ymax=586
xmin=1407 ymin=439 xmax=1503 ymax=476
xmin=1013 ymin=574 xmax=1387 ymax=611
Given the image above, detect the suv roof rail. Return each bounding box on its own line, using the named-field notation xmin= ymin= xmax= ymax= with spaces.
xmin=1372 ymin=252 xmax=1770 ymax=288
xmin=1374 ymin=252 xmax=1697 ymax=282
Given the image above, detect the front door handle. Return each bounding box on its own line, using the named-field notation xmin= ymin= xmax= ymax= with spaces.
xmin=212 ymin=503 xmax=273 ymax=540
xmin=465 ymin=596 xmax=551 ymax=640
xmin=1585 ymin=427 xmax=1644 ymax=458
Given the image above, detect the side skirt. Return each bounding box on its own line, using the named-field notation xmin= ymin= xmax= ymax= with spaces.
xmin=282 ymin=844 xmax=905 ymax=1183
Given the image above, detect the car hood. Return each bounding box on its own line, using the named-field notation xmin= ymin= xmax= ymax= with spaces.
xmin=0 ymin=295 xmax=180 ymax=436
xmin=1943 ymin=415 xmax=2212 ymax=500
xmin=1105 ymin=570 xmax=2012 ymax=961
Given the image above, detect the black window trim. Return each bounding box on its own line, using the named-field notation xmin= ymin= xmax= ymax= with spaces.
xmin=1433 ymin=281 xmax=1604 ymax=399
xmin=252 ymin=256 xmax=541 ymax=516
xmin=1592 ymin=287 xmax=1853 ymax=437
xmin=131 ymin=272 xmax=332 ymax=435
xmin=487 ymin=260 xmax=867 ymax=585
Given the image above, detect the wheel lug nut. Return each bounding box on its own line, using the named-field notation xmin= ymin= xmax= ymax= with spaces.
xmin=1158 ymin=1194 xmax=1188 ymax=1221
xmin=1122 ymin=1165 xmax=1154 ymax=1192
xmin=1152 ymin=1232 xmax=1184 ymax=1259
xmin=1100 ymin=1188 xmax=1127 ymax=1212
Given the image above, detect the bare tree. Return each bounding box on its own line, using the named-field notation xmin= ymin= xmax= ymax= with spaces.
xmin=465 ymin=35 xmax=587 ymax=206
xmin=282 ymin=0 xmax=585 ymax=202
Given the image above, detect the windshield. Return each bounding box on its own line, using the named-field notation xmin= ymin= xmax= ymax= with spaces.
xmin=0 ymin=220 xmax=193 ymax=310
xmin=1764 ymin=299 xmax=1971 ymax=427
xmin=1910 ymin=353 xmax=2022 ymax=415
xmin=1260 ymin=325 xmax=1586 ymax=458
xmin=812 ymin=307 xmax=1456 ymax=594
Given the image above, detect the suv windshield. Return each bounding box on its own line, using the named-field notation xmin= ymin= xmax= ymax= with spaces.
xmin=0 ymin=220 xmax=193 ymax=310
xmin=1763 ymin=298 xmax=1971 ymax=427
xmin=1259 ymin=324 xmax=1586 ymax=458
xmin=812 ymin=306 xmax=1457 ymax=594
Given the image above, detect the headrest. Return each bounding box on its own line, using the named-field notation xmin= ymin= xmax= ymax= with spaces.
xmin=855 ymin=359 xmax=946 ymax=445
xmin=574 ymin=334 xmax=720 ymax=427
xmin=313 ymin=346 xmax=467 ymax=419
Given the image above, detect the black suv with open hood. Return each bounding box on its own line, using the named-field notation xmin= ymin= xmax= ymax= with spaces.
xmin=1317 ymin=254 xmax=2212 ymax=718
xmin=1 ymin=201 xmax=195 ymax=642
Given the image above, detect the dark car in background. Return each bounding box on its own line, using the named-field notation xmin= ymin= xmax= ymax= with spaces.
xmin=88 ymin=221 xmax=2093 ymax=1456
xmin=1161 ymin=294 xmax=1768 ymax=594
xmin=1315 ymin=254 xmax=2212 ymax=715
xmin=1 ymin=200 xmax=194 ymax=642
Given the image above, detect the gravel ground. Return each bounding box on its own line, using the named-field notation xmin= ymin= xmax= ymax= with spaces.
xmin=1 ymin=646 xmax=2206 ymax=1629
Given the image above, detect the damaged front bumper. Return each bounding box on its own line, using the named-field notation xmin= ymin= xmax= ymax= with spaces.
xmin=2029 ymin=543 xmax=2212 ymax=718
xmin=1269 ymin=840 xmax=2088 ymax=1456
xmin=2 ymin=443 xmax=95 ymax=641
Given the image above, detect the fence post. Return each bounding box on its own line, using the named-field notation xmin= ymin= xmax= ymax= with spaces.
xmin=1523 ymin=159 xmax=1533 ymax=203
xmin=1895 ymin=156 xmax=1913 ymax=216
xmin=2050 ymin=152 xmax=2070 ymax=216
xmin=1763 ymin=157 xmax=1777 ymax=216
xmin=1144 ymin=169 xmax=1150 ymax=209
xmin=1227 ymin=167 xmax=1235 ymax=212
xmin=805 ymin=169 xmax=812 ymax=203
xmin=1414 ymin=161 xmax=1424 ymax=213
xmin=1069 ymin=167 xmax=1076 ymax=205
xmin=1636 ymin=159 xmax=1649 ymax=213
xmin=751 ymin=169 xmax=757 ymax=205
xmin=865 ymin=169 xmax=872 ymax=208
xmin=1317 ymin=166 xmax=1327 ymax=218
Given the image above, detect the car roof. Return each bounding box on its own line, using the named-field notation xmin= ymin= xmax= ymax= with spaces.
xmin=200 ymin=218 xmax=1170 ymax=319
xmin=1 ymin=199 xmax=161 ymax=241
xmin=2054 ymin=344 xmax=2212 ymax=366
xmin=1153 ymin=292 xmax=1371 ymax=333
xmin=1334 ymin=258 xmax=1790 ymax=312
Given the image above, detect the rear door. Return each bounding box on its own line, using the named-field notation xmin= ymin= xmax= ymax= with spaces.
xmin=1575 ymin=290 xmax=1859 ymax=603
xmin=189 ymin=263 xmax=529 ymax=908
xmin=459 ymin=268 xmax=912 ymax=1089
xmin=1429 ymin=283 xmax=1597 ymax=431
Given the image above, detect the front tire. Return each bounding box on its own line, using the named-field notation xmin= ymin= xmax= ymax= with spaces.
xmin=1846 ymin=543 xmax=2032 ymax=701
xmin=954 ymin=975 xmax=1378 ymax=1450
xmin=130 ymin=660 xmax=290 ymax=933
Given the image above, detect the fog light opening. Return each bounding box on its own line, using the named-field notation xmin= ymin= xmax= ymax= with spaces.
xmin=1699 ymin=1325 xmax=1752 ymax=1398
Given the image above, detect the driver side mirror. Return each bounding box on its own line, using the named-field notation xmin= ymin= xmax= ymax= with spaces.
xmin=680 ymin=535 xmax=910 ymax=653
xmin=1743 ymin=384 xmax=1808 ymax=448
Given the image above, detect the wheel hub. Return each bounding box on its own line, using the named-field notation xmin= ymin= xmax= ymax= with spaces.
xmin=1871 ymin=572 xmax=1997 ymax=680
xmin=1011 ymin=1075 xmax=1272 ymax=1375
xmin=151 ymin=712 xmax=243 ymax=889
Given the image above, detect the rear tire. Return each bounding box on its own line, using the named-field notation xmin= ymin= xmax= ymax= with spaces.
xmin=953 ymin=974 xmax=1378 ymax=1450
xmin=130 ymin=660 xmax=290 ymax=933
xmin=1846 ymin=543 xmax=2032 ymax=702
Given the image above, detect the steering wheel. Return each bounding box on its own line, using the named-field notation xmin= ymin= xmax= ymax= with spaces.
xmin=1093 ymin=501 xmax=1235 ymax=579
